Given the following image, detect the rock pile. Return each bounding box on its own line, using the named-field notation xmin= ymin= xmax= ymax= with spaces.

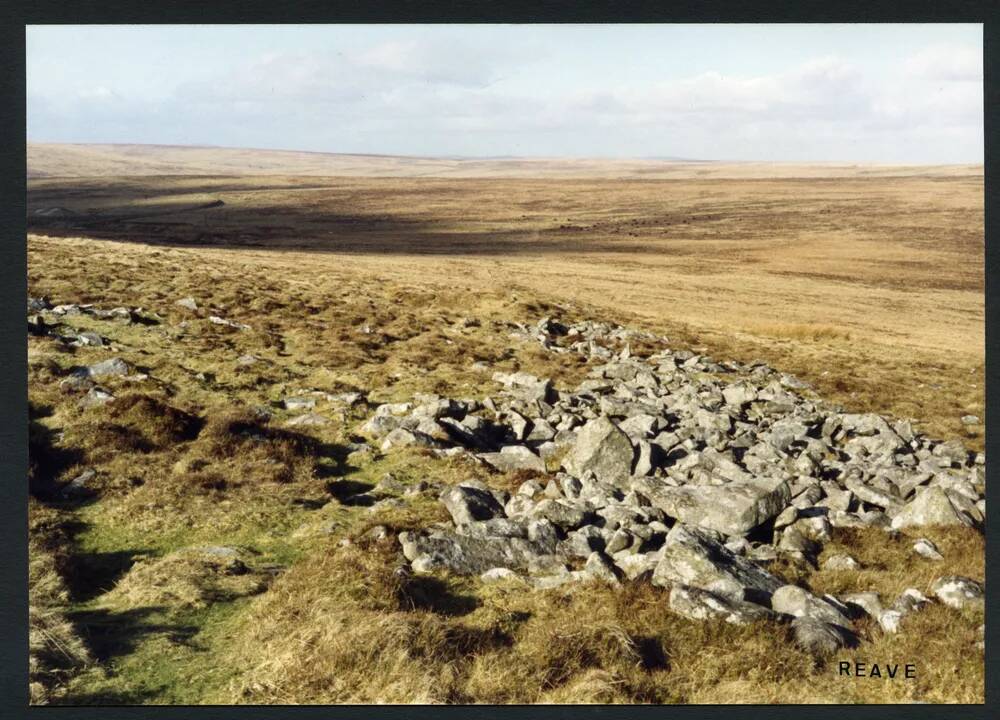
xmin=361 ymin=316 xmax=986 ymax=654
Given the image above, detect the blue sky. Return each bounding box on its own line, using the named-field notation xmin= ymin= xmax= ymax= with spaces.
xmin=26 ymin=24 xmax=983 ymax=162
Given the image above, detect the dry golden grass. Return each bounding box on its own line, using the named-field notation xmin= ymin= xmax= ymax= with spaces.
xmin=221 ymin=537 xmax=982 ymax=705
xmin=27 ymin=163 xmax=984 ymax=447
xmin=27 ymin=142 xmax=983 ymax=179
xmin=28 ymin=527 xmax=91 ymax=704
xmin=103 ymin=547 xmax=270 ymax=612
xmin=25 ymin=155 xmax=984 ymax=704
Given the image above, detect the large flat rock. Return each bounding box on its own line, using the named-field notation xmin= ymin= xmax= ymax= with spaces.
xmin=651 ymin=524 xmax=783 ymax=602
xmin=634 ymin=475 xmax=791 ymax=536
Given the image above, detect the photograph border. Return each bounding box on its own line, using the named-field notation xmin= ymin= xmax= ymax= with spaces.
xmin=2 ymin=1 xmax=996 ymax=718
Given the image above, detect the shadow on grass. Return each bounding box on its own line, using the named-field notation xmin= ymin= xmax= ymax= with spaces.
xmin=51 ymin=605 xmax=203 ymax=706
xmin=28 ymin=413 xmax=85 ymax=499
xmin=403 ymin=575 xmax=480 ymax=617
xmin=325 ymin=478 xmax=374 ymax=502
xmin=68 ymin=606 xmax=200 ymax=664
xmin=62 ymin=547 xmax=152 ymax=603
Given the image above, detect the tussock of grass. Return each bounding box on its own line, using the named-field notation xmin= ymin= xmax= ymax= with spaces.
xmin=105 ymin=546 xmax=270 ymax=612
xmin=103 ymin=393 xmax=203 ymax=447
xmin=188 ymin=409 xmax=321 ymax=485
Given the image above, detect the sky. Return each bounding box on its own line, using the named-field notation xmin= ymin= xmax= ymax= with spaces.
xmin=26 ymin=24 xmax=983 ymax=163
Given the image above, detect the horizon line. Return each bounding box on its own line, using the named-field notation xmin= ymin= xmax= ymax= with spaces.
xmin=26 ymin=141 xmax=983 ymax=167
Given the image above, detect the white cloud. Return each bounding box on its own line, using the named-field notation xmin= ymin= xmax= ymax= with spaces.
xmin=26 ymin=38 xmax=983 ymax=163
xmin=904 ymin=43 xmax=982 ymax=82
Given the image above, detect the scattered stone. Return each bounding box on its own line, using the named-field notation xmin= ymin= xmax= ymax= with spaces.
xmin=283 ymin=396 xmax=317 ymax=412
xmin=890 ymin=486 xmax=973 ymax=530
xmin=80 ymin=386 xmax=114 ymax=407
xmin=60 ymin=469 xmax=97 ymax=499
xmin=636 ymin=476 xmax=791 ymax=537
xmin=481 ymin=567 xmax=527 ymax=584
xmin=479 ymin=445 xmax=546 ymax=473
xmin=930 ymin=576 xmax=984 ymax=610
xmin=285 ymin=413 xmax=328 ymax=427
xmin=70 ymin=331 xmax=104 ymax=348
xmin=841 ymin=592 xmax=883 ymax=619
xmin=652 ymin=524 xmax=783 ymax=602
xmin=669 ymin=585 xmax=778 ymax=625
xmin=175 ymin=297 xmax=199 ymax=311
xmin=878 ymin=610 xmax=904 ymax=633
xmin=399 ymin=528 xmax=556 ymax=575
xmin=209 ymin=315 xmax=251 ymax=331
xmin=440 ymin=484 xmax=505 ymax=525
xmin=912 ymin=538 xmax=944 ymax=561
xmin=791 ymin=617 xmax=855 ymax=656
xmin=561 ymin=416 xmax=634 ymax=486
xmin=83 ymin=357 xmax=130 ymax=378
xmin=822 ymin=554 xmax=862 ymax=571
xmin=770 ymin=584 xmax=852 ymax=629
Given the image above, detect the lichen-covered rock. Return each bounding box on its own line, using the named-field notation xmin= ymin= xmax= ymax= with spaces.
xmin=561 ymin=416 xmax=635 ymax=485
xmin=439 ymin=484 xmax=505 ymax=525
xmin=398 ymin=528 xmax=557 ymax=575
xmin=651 ymin=524 xmax=783 ymax=601
xmin=930 ymin=576 xmax=984 ymax=609
xmin=669 ymin=585 xmax=778 ymax=625
xmin=770 ymin=584 xmax=853 ymax=629
xmin=479 ymin=445 xmax=546 ymax=473
xmin=635 ymin=476 xmax=791 ymax=536
xmin=890 ymin=486 xmax=973 ymax=530
xmin=791 ymin=617 xmax=856 ymax=656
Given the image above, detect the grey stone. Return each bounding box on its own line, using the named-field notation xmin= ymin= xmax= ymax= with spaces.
xmin=85 ymin=357 xmax=130 ymax=377
xmin=791 ymin=617 xmax=856 ymax=656
xmin=912 ymin=538 xmax=944 ymax=561
xmin=822 ymin=554 xmax=861 ymax=571
xmin=481 ymin=567 xmax=527 ymax=584
xmin=635 ymin=475 xmax=791 ymax=536
xmin=878 ymin=610 xmax=905 ymax=633
xmin=841 ymin=591 xmax=883 ymax=619
xmin=770 ymin=584 xmax=853 ymax=629
xmin=583 ymin=552 xmax=620 ymax=584
xmin=81 ymin=386 xmax=114 ymax=407
xmin=380 ymin=428 xmax=438 ymax=451
xmin=479 ymin=445 xmax=546 ymax=473
xmin=930 ymin=576 xmax=984 ymax=609
xmin=440 ymin=484 xmax=505 ymax=525
xmin=669 ymin=585 xmax=778 ymax=625
xmin=492 ymin=371 xmax=553 ymax=403
xmin=652 ymin=524 xmax=783 ymax=601
xmin=399 ymin=528 xmax=556 ymax=575
xmin=561 ymin=416 xmax=635 ymax=486
xmin=283 ymin=396 xmax=316 ymax=411
xmin=285 ymin=412 xmax=328 ymax=427
xmin=530 ymin=498 xmax=592 ymax=529
xmin=890 ymin=486 xmax=973 ymax=530
xmin=893 ymin=588 xmax=932 ymax=614
xmin=613 ymin=551 xmax=661 ymax=580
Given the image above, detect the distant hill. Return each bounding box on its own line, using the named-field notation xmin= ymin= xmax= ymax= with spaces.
xmin=27 ymin=143 xmax=984 ymax=180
